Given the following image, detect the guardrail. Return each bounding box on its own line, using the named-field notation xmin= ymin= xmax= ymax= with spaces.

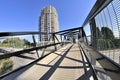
xmin=81 ymin=0 xmax=120 ymax=79
xmin=79 ymin=40 xmax=120 ymax=80
xmin=0 ymin=0 xmax=120 ymax=79
xmin=0 ymin=31 xmax=69 ymax=79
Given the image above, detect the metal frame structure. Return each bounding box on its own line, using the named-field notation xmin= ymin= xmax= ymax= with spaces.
xmin=81 ymin=0 xmax=120 ymax=80
xmin=0 ymin=32 xmax=63 ymax=79
xmin=0 ymin=0 xmax=120 ymax=80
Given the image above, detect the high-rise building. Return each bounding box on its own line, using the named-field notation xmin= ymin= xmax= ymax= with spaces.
xmin=39 ymin=6 xmax=59 ymax=44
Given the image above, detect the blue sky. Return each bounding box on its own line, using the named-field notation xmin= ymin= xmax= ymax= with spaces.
xmin=0 ymin=0 xmax=96 ymax=32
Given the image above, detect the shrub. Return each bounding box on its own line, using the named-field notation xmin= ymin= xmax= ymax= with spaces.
xmin=0 ymin=58 xmax=13 ymax=75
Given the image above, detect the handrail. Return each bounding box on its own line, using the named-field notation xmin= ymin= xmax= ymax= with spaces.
xmin=0 ymin=50 xmax=51 ymax=79
xmin=79 ymin=42 xmax=120 ymax=80
xmin=82 ymin=0 xmax=112 ymax=27
xmin=0 ymin=32 xmax=47 ymax=37
xmin=0 ymin=43 xmax=72 ymax=79
xmin=0 ymin=31 xmax=64 ymax=78
xmin=78 ymin=42 xmax=98 ymax=80
xmin=0 ymin=42 xmax=61 ymax=60
xmin=53 ymin=27 xmax=82 ymax=34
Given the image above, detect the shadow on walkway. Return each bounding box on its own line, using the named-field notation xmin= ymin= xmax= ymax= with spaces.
xmin=39 ymin=45 xmax=73 ymax=80
xmin=2 ymin=44 xmax=94 ymax=80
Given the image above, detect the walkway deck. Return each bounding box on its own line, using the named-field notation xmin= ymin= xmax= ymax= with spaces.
xmin=3 ymin=44 xmax=89 ymax=80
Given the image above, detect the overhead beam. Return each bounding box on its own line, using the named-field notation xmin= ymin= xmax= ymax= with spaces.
xmin=53 ymin=27 xmax=82 ymax=34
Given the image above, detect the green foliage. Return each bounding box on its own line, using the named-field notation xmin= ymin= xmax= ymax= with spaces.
xmin=97 ymin=39 xmax=115 ymax=50
xmin=101 ymin=27 xmax=114 ymax=40
xmin=23 ymin=39 xmax=31 ymax=45
xmin=23 ymin=39 xmax=33 ymax=48
xmin=1 ymin=37 xmax=24 ymax=48
xmin=0 ymin=58 xmax=13 ymax=75
xmin=96 ymin=27 xmax=119 ymax=50
xmin=112 ymin=39 xmax=120 ymax=48
xmin=0 ymin=37 xmax=33 ymax=48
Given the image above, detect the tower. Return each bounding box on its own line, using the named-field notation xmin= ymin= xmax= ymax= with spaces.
xmin=39 ymin=6 xmax=59 ymax=45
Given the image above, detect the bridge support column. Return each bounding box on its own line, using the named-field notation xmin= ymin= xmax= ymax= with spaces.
xmin=90 ymin=18 xmax=97 ymax=49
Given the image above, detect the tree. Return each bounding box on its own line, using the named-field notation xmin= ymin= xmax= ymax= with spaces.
xmin=113 ymin=39 xmax=120 ymax=48
xmin=23 ymin=39 xmax=31 ymax=45
xmin=97 ymin=27 xmax=115 ymax=50
xmin=101 ymin=27 xmax=114 ymax=40
xmin=2 ymin=37 xmax=24 ymax=48
xmin=23 ymin=39 xmax=31 ymax=48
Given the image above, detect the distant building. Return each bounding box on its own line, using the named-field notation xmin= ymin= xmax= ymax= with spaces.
xmin=39 ymin=6 xmax=59 ymax=45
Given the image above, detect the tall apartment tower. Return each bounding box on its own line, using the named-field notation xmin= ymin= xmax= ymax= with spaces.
xmin=39 ymin=6 xmax=59 ymax=44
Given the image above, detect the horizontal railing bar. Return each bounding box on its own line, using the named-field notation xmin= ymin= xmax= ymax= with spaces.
xmin=0 ymin=42 xmax=61 ymax=60
xmin=81 ymin=42 xmax=120 ymax=80
xmin=78 ymin=43 xmax=98 ymax=80
xmin=0 ymin=48 xmax=11 ymax=54
xmin=0 ymin=32 xmax=48 ymax=37
xmin=0 ymin=27 xmax=82 ymax=37
xmin=0 ymin=51 xmax=51 ymax=79
xmin=59 ymin=30 xmax=80 ymax=35
xmin=0 ymin=43 xmax=71 ymax=79
xmin=53 ymin=27 xmax=82 ymax=34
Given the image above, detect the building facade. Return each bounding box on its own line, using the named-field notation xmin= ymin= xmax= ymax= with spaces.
xmin=39 ymin=6 xmax=59 ymax=44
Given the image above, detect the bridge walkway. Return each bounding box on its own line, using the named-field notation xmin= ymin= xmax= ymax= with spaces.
xmin=3 ymin=44 xmax=90 ymax=80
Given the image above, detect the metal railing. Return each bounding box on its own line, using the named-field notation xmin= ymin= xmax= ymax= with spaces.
xmin=0 ymin=0 xmax=120 ymax=80
xmin=81 ymin=0 xmax=120 ymax=80
xmin=0 ymin=32 xmax=66 ymax=78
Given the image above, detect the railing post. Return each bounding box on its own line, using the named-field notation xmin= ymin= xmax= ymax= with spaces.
xmin=90 ymin=18 xmax=97 ymax=49
xmin=54 ymin=34 xmax=60 ymax=43
xmin=63 ymin=35 xmax=66 ymax=45
xmin=32 ymin=34 xmax=39 ymax=58
xmin=52 ymin=33 xmax=57 ymax=51
xmin=60 ymin=34 xmax=63 ymax=46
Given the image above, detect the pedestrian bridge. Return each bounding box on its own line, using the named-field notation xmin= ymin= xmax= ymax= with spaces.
xmin=2 ymin=44 xmax=88 ymax=80
xmin=0 ymin=0 xmax=120 ymax=80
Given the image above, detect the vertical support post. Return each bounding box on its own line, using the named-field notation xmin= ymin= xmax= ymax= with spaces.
xmin=62 ymin=34 xmax=65 ymax=45
xmin=60 ymin=34 xmax=63 ymax=46
xmin=32 ymin=35 xmax=39 ymax=58
xmin=78 ymin=29 xmax=81 ymax=40
xmin=69 ymin=31 xmax=73 ymax=43
xmin=41 ymin=35 xmax=52 ymax=57
xmin=52 ymin=33 xmax=57 ymax=51
xmin=54 ymin=34 xmax=60 ymax=43
xmin=81 ymin=27 xmax=88 ymax=45
xmin=64 ymin=35 xmax=66 ymax=45
xmin=90 ymin=18 xmax=97 ymax=49
xmin=60 ymin=34 xmax=62 ymax=43
xmin=79 ymin=29 xmax=83 ymax=42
